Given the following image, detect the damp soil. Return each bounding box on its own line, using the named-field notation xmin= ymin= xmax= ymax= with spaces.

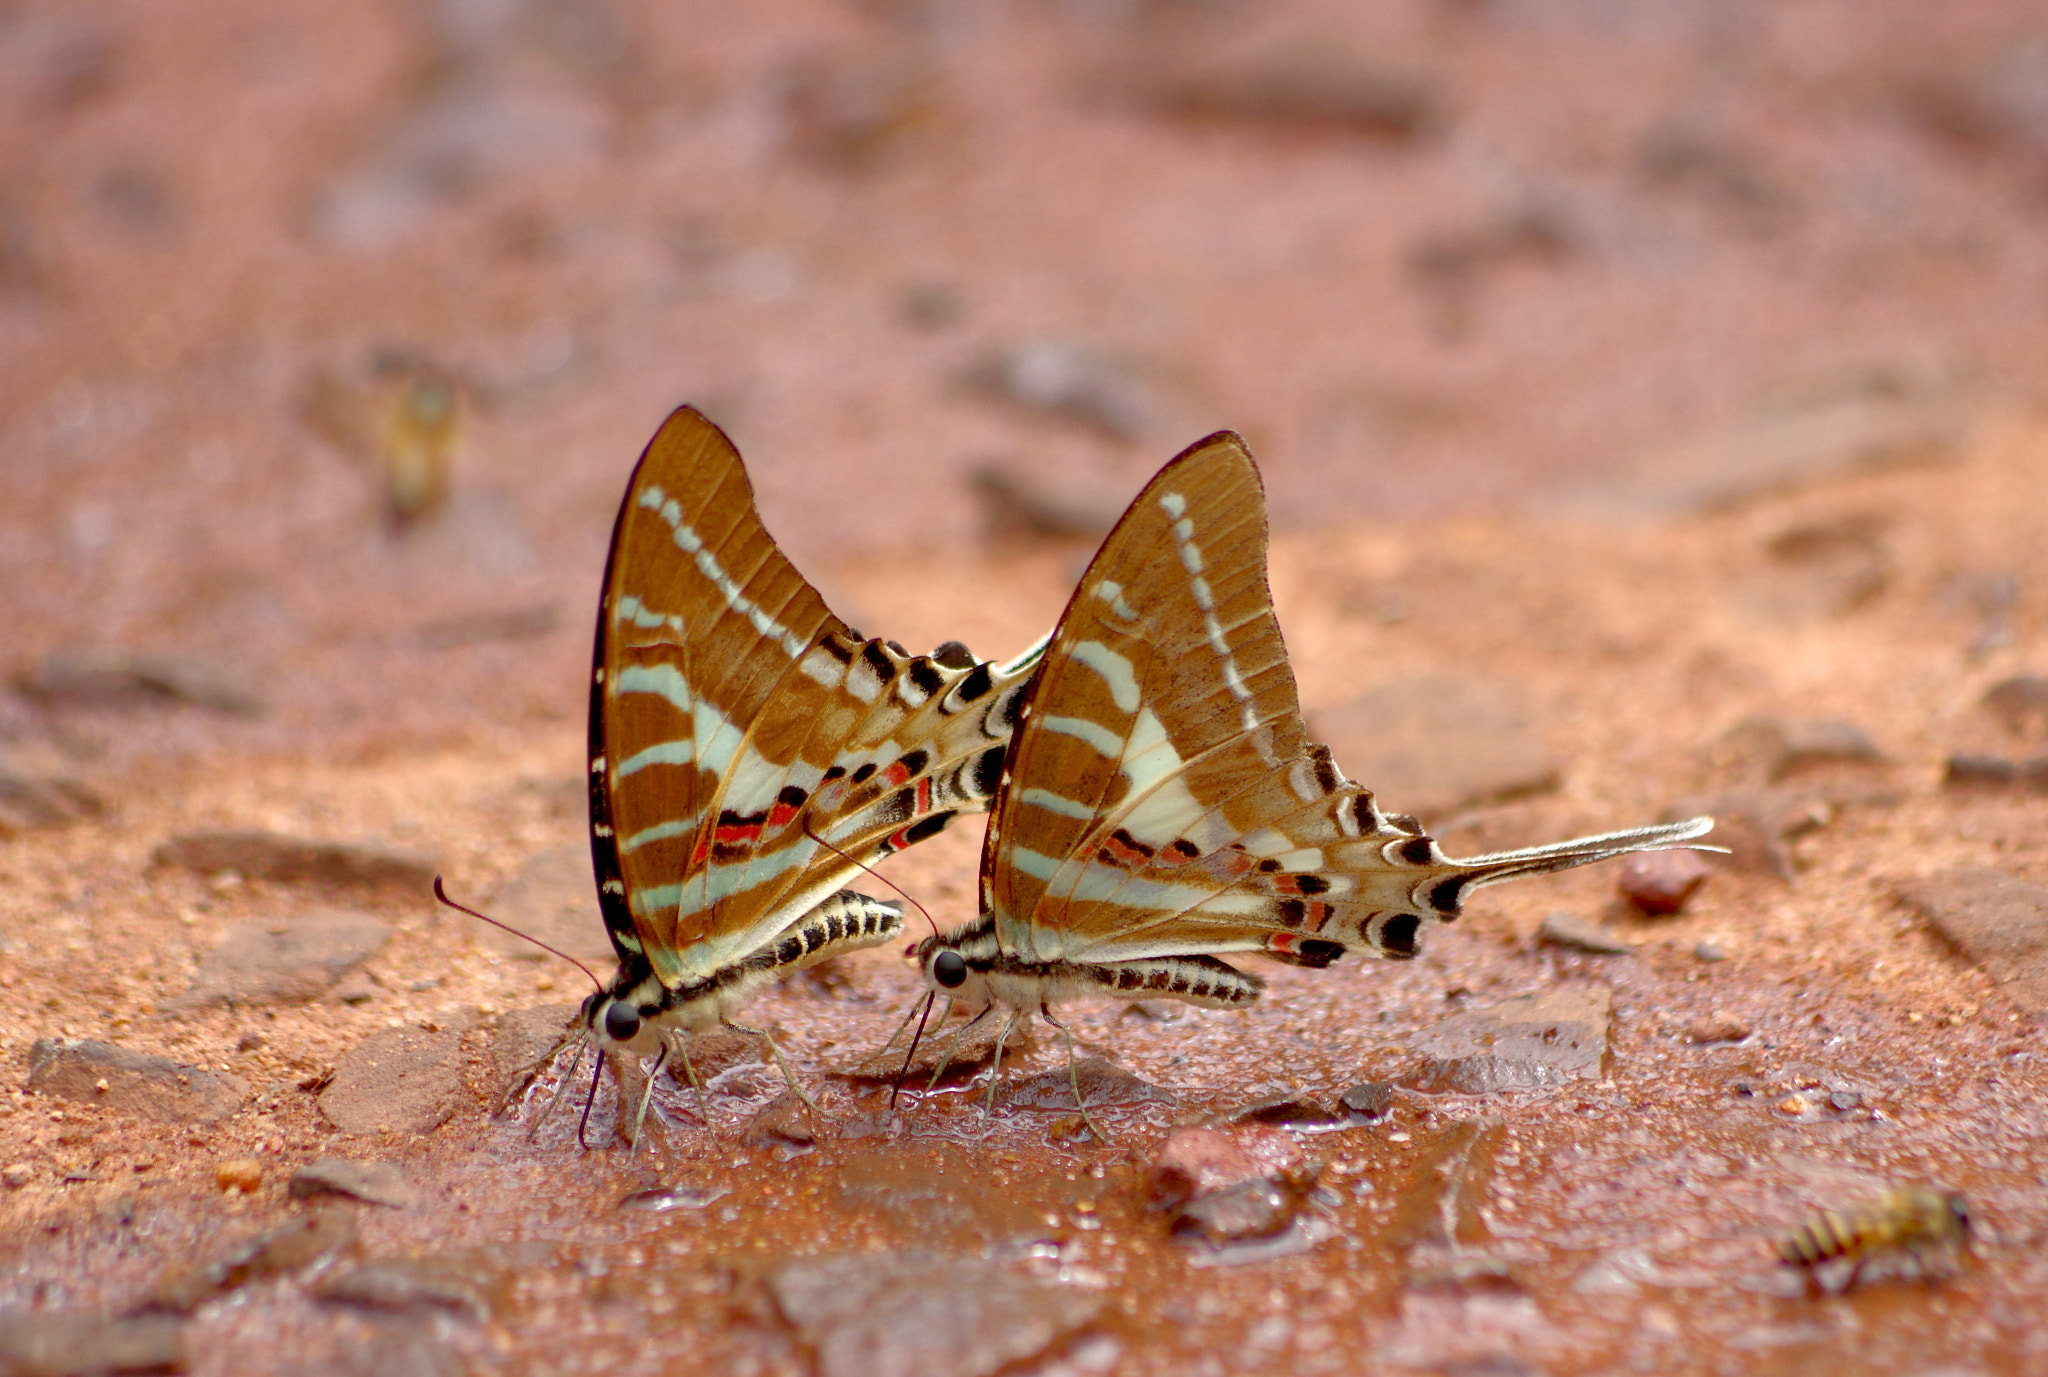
xmin=7 ymin=2 xmax=2048 ymax=1375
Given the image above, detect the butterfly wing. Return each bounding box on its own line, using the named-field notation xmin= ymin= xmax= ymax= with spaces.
xmin=592 ymin=407 xmax=1044 ymax=987
xmin=985 ymin=430 xmax=1712 ymax=967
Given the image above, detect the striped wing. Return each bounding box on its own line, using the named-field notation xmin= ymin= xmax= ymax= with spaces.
xmin=592 ymin=407 xmax=1046 ymax=986
xmin=986 ymin=431 xmax=1710 ymax=966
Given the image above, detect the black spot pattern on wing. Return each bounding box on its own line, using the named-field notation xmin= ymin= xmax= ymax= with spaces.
xmin=956 ymin=662 xmax=993 ymax=703
xmin=969 ymin=744 xmax=1005 ymax=798
xmin=903 ymin=812 xmax=953 ymax=847
xmin=1309 ymin=744 xmax=1341 ymax=794
xmin=1350 ymin=796 xmax=1381 ymax=836
xmin=1267 ymin=938 xmax=1344 ymax=968
xmin=1428 ymin=875 xmax=1470 ymax=915
xmin=1378 ymin=913 xmax=1422 ymax=958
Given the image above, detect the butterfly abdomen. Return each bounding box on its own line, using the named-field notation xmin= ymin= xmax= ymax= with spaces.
xmin=1078 ymin=954 xmax=1263 ymax=1007
xmin=762 ymin=890 xmax=902 ymax=969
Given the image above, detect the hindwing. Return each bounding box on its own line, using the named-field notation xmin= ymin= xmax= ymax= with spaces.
xmin=591 ymin=407 xmax=1045 ymax=986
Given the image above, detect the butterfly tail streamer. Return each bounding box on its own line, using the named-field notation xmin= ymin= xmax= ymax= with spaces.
xmin=1449 ymin=815 xmax=1721 ymax=894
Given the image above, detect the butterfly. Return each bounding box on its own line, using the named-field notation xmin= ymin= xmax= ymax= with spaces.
xmin=900 ymin=430 xmax=1714 ymax=1133
xmin=516 ymin=406 xmax=1047 ymax=1143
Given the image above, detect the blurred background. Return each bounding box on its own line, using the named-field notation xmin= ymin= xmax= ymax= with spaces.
xmin=2 ymin=0 xmax=2043 ymax=770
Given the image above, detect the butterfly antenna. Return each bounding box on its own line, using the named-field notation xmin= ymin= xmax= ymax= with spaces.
xmin=801 ymin=822 xmax=941 ymax=940
xmin=433 ymin=877 xmax=605 ymax=994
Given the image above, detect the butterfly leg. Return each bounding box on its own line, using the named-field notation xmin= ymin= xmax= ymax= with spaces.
xmin=527 ymin=1040 xmax=587 ymax=1139
xmin=725 ymin=1019 xmax=821 ymax=1117
xmin=499 ymin=1031 xmax=579 ymax=1119
xmin=626 ymin=1043 xmax=669 ymax=1152
xmin=920 ymin=1000 xmax=986 ymax=1102
xmin=1040 ymin=1006 xmax=1105 ymax=1147
xmin=981 ymin=1008 xmax=1024 ymax=1128
xmin=669 ymin=1034 xmax=715 ymax=1131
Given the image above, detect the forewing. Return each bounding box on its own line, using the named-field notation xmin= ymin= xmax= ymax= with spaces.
xmin=986 ymin=428 xmax=1716 ymax=967
xmin=986 ymin=431 xmax=1303 ymax=960
xmin=593 ymin=407 xmax=1044 ymax=985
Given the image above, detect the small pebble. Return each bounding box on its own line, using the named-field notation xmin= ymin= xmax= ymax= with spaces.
xmin=1775 ymin=1094 xmax=1813 ymax=1116
xmin=289 ymin=1158 xmax=417 ymax=1208
xmin=1171 ymin=1180 xmax=1294 ymax=1247
xmin=1694 ymin=939 xmax=1729 ymax=962
xmin=1619 ymin=850 xmax=1712 ymax=915
xmin=215 ymin=1159 xmax=264 ymax=1193
xmin=1537 ymin=911 xmax=1635 ymax=955
xmin=1338 ymin=1081 xmax=1393 ymax=1120
xmin=1 ymin=1163 xmax=34 ymax=1189
xmin=619 ymin=1185 xmax=729 ymax=1213
xmin=1682 ymin=1011 xmax=1750 ymax=1044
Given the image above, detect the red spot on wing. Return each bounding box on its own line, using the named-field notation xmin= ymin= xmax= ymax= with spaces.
xmin=882 ymin=761 xmax=912 ymax=789
xmin=1095 ymin=831 xmax=1153 ymax=870
xmin=1201 ymin=849 xmax=1258 ymax=883
xmin=765 ymin=801 xmax=801 ymax=833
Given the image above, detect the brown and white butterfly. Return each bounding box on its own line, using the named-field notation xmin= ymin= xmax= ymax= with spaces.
xmin=903 ymin=431 xmax=1713 ymax=1121
xmin=546 ymin=406 xmax=1046 ymax=1137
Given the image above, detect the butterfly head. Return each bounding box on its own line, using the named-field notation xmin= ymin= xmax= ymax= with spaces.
xmin=581 ymin=979 xmax=666 ymax=1056
xmin=907 ymin=920 xmax=1001 ymax=1007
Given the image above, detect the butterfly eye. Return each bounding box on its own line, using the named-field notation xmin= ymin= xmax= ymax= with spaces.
xmin=932 ymin=950 xmax=968 ymax=989
xmin=603 ymin=1001 xmax=642 ymax=1043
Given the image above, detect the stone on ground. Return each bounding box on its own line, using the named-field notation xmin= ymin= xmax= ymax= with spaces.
xmin=1399 ymin=987 xmax=1612 ymax=1094
xmin=479 ymin=844 xmax=616 ymax=964
xmin=1898 ymin=868 xmax=2048 ymax=1016
xmin=166 ymin=910 xmax=389 ymax=1010
xmin=290 ymin=1157 xmax=419 ymax=1208
xmin=154 ymin=829 xmax=437 ymax=893
xmin=319 ymin=1017 xmax=475 ymax=1135
xmin=767 ymin=1250 xmax=1102 ymax=1377
xmin=26 ymin=1037 xmax=246 ymax=1123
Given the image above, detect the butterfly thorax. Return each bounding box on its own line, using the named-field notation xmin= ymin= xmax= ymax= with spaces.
xmin=912 ymin=915 xmax=1262 ymax=1015
xmin=581 ymin=951 xmax=756 ymax=1057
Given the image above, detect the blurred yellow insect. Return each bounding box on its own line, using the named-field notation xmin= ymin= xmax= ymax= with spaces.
xmin=1777 ymin=1187 xmax=1973 ymax=1292
xmin=378 ymin=367 xmax=460 ymax=527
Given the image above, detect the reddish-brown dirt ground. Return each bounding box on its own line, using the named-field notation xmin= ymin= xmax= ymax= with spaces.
xmin=6 ymin=2 xmax=2048 ymax=1374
